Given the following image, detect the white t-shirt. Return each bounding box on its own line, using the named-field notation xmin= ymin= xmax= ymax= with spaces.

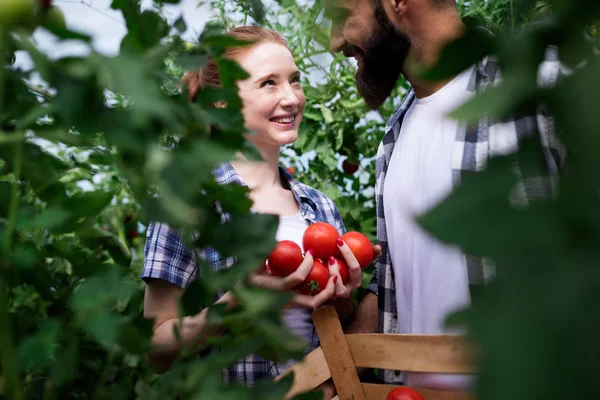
xmin=273 ymin=213 xmax=313 ymax=374
xmin=383 ymin=66 xmax=475 ymax=390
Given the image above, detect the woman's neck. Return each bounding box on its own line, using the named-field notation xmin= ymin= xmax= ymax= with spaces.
xmin=230 ymin=146 xmax=282 ymax=190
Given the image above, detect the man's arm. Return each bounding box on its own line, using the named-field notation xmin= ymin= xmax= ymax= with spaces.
xmin=346 ymin=292 xmax=378 ymax=334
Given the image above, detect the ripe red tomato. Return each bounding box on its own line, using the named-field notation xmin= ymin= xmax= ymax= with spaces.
xmin=335 ymin=257 xmax=349 ymax=284
xmin=302 ymin=222 xmax=339 ymax=261
xmin=296 ymin=260 xmax=329 ymax=296
xmin=342 ymin=159 xmax=359 ymax=174
xmin=267 ymin=240 xmax=303 ymax=277
xmin=341 ymin=231 xmax=374 ymax=269
xmin=286 ymin=166 xmax=296 ymax=174
xmin=386 ymin=387 xmax=424 ymax=400
xmin=128 ymin=230 xmax=138 ymax=239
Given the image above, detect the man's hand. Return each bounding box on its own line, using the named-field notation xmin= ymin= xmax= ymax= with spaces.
xmin=249 ymin=250 xmax=338 ymax=309
xmin=329 ymin=242 xmax=382 ymax=298
xmin=318 ymin=380 xmax=337 ymax=400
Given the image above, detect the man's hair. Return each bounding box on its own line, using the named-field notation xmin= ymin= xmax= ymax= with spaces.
xmin=431 ymin=0 xmax=456 ymax=9
xmin=371 ymin=0 xmax=456 ymax=11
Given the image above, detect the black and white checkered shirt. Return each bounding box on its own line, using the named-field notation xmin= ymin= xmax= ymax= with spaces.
xmin=369 ymin=48 xmax=567 ymax=383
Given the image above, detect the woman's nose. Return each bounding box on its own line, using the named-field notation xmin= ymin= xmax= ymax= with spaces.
xmin=279 ymin=85 xmax=300 ymax=108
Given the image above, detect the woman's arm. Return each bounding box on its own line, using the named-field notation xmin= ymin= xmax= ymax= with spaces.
xmin=143 ymin=252 xmax=338 ymax=374
xmin=143 ymin=278 xmax=237 ymax=373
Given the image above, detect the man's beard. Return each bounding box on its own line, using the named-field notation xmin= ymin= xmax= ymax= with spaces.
xmin=345 ymin=3 xmax=411 ymax=110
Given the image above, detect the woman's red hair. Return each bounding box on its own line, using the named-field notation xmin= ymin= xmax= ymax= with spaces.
xmin=182 ymin=26 xmax=290 ymax=102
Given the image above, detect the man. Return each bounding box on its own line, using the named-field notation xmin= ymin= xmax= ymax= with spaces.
xmin=322 ymin=0 xmax=565 ymax=391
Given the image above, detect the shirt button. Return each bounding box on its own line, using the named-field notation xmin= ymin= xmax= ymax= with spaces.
xmin=392 ymin=312 xmax=398 ymax=320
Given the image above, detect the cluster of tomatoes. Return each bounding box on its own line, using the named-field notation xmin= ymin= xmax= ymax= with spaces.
xmin=265 ymin=222 xmax=374 ymax=296
xmin=0 ymin=0 xmax=65 ymax=31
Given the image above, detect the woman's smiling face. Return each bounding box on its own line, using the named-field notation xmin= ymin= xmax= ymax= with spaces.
xmin=236 ymin=42 xmax=306 ymax=149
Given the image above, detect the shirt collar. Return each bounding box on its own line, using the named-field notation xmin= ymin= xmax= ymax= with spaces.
xmin=213 ymin=162 xmax=320 ymax=217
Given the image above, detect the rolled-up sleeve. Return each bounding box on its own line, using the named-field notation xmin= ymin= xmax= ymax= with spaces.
xmin=142 ymin=221 xmax=198 ymax=289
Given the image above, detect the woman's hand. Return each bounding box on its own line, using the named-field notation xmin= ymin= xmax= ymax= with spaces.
xmin=248 ymin=250 xmax=337 ymax=309
xmin=328 ymin=242 xmax=382 ymax=298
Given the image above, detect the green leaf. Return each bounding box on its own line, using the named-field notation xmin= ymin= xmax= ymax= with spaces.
xmin=233 ymin=286 xmax=291 ymax=315
xmin=419 ymin=26 xmax=495 ymax=81
xmin=95 ymin=54 xmax=173 ymax=122
xmin=50 ymin=339 xmax=79 ymax=386
xmin=64 ymin=190 xmax=116 ymax=219
xmin=319 ymin=104 xmax=334 ymax=124
xmin=174 ymin=16 xmax=187 ymax=32
xmin=18 ymin=319 xmax=61 ymax=371
xmin=449 ymin=74 xmax=535 ymax=123
xmin=0 ymin=132 xmax=26 ymax=144
xmin=70 ymin=267 xmax=139 ymax=313
xmin=175 ymin=52 xmax=209 ymax=71
xmin=417 ymin=143 xmax=564 ymax=260
xmin=180 ymin=277 xmax=213 ymax=317
xmin=81 ymin=312 xmax=121 ymax=349
xmin=17 ymin=208 xmax=71 ymax=230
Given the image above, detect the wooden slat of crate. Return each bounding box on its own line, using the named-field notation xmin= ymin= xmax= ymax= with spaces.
xmin=312 ymin=306 xmax=366 ymax=400
xmin=273 ymin=346 xmax=331 ymax=399
xmin=345 ymin=334 xmax=475 ymax=373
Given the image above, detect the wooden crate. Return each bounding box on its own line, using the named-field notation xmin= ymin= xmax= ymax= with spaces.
xmin=275 ymin=306 xmax=476 ymax=400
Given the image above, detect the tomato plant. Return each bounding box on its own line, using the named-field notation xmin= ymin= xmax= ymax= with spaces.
xmin=386 ymin=387 xmax=425 ymax=400
xmin=267 ymin=240 xmax=304 ymax=277
xmin=296 ymin=260 xmax=329 ymax=296
xmin=302 ymin=222 xmax=340 ymax=261
xmin=341 ymin=232 xmax=374 ymax=269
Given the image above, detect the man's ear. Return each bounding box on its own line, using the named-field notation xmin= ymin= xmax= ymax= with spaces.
xmin=383 ymin=0 xmax=407 ymax=18
xmin=395 ymin=0 xmax=409 ymax=15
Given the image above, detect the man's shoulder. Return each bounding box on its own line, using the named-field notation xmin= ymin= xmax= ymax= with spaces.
xmin=477 ymin=46 xmax=569 ymax=89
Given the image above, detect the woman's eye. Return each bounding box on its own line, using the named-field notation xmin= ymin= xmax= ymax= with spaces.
xmin=291 ymin=76 xmax=301 ymax=84
xmin=261 ymin=80 xmax=276 ymax=87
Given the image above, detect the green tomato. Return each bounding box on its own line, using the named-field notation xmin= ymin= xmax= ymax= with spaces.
xmin=0 ymin=0 xmax=36 ymax=28
xmin=42 ymin=5 xmax=65 ymax=30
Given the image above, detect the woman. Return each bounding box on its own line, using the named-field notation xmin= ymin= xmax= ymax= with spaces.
xmin=141 ymin=26 xmax=368 ymax=385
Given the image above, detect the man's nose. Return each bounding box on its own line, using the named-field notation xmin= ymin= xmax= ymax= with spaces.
xmin=329 ymin=23 xmax=346 ymax=53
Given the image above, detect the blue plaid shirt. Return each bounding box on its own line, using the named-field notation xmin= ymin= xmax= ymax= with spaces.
xmin=142 ymin=162 xmax=346 ymax=386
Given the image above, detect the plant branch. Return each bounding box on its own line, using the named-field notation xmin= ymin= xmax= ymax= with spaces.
xmin=0 ymin=28 xmax=25 ymax=400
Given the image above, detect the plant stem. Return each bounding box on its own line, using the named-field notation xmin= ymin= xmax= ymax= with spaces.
xmin=0 ymin=29 xmax=24 ymax=400
xmin=510 ymin=0 xmax=515 ymax=32
xmin=2 ymin=141 xmax=22 ymax=257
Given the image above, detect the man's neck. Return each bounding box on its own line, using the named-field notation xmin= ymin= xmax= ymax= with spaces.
xmin=403 ymin=14 xmax=466 ymax=99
